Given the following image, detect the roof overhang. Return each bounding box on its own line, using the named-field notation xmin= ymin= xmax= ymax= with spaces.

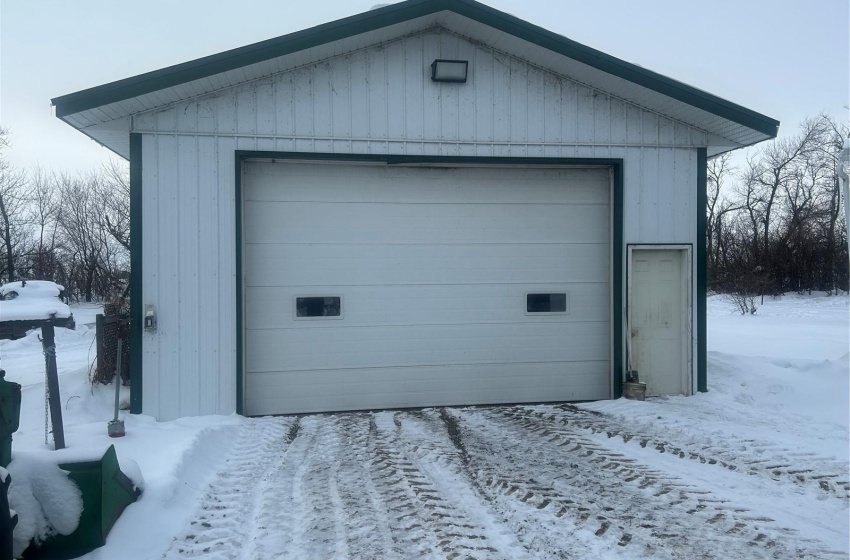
xmin=52 ymin=0 xmax=779 ymax=159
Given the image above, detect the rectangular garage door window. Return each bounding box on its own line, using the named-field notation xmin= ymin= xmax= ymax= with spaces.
xmin=526 ymin=293 xmax=568 ymax=313
xmin=295 ymin=296 xmax=342 ymax=318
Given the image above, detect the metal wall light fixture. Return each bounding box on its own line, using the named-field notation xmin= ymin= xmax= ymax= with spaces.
xmin=431 ymin=59 xmax=468 ymax=83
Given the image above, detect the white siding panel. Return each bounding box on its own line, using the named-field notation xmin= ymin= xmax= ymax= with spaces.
xmin=177 ymin=135 xmax=200 ymax=416
xmin=274 ymin=74 xmax=295 ymax=139
xmin=621 ymin=147 xmax=696 ymax=243
xmin=457 ymin=37 xmax=476 ymax=148
xmin=256 ymin=81 xmax=275 ymax=138
xmin=349 ymin=51 xmax=371 ymax=141
xmin=156 ymin=134 xmax=180 ymax=421
xmin=217 ymin=137 xmax=237 ymax=415
xmin=404 ymin=35 xmax=425 ymax=142
xmin=197 ymin=98 xmax=216 ymax=134
xmin=197 ymin=136 xmax=220 ymax=414
xmin=492 ymin=52 xmax=511 ymax=144
xmin=141 ymin=135 xmax=160 ymax=417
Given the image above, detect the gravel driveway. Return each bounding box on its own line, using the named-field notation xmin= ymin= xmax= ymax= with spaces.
xmin=162 ymin=405 xmax=848 ymax=559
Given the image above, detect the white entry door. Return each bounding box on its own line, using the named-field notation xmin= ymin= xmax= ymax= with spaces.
xmin=628 ymin=248 xmax=691 ymax=396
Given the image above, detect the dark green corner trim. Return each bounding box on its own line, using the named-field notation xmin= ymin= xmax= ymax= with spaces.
xmin=611 ymin=163 xmax=624 ymax=399
xmin=235 ymin=154 xmax=244 ymax=416
xmin=234 ymin=152 xmax=625 ymax=412
xmin=52 ymin=0 xmax=778 ymax=139
xmin=697 ymin=148 xmax=708 ymax=392
xmin=129 ymin=133 xmax=143 ymax=413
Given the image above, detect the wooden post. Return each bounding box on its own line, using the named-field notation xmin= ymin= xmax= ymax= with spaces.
xmin=41 ymin=319 xmax=65 ymax=450
xmin=95 ymin=313 xmax=105 ymax=381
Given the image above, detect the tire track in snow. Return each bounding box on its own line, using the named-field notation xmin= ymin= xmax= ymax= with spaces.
xmin=161 ymin=406 xmax=846 ymax=559
xmin=550 ymin=404 xmax=850 ymax=501
xmin=162 ymin=416 xmax=295 ymax=559
xmin=487 ymin=406 xmax=845 ymax=559
xmin=369 ymin=411 xmax=524 ymax=560
xmin=333 ymin=414 xmax=397 ymax=559
xmin=250 ymin=414 xmax=355 ymax=560
xmin=445 ymin=406 xmax=842 ymax=560
xmin=396 ymin=409 xmax=571 ymax=559
xmin=247 ymin=415 xmax=322 ymax=560
xmin=254 ymin=413 xmax=412 ymax=560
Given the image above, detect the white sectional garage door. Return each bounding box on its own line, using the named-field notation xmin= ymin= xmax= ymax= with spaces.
xmin=242 ymin=162 xmax=611 ymax=416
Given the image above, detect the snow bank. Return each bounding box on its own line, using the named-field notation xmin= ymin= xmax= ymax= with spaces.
xmin=117 ymin=457 xmax=144 ymax=493
xmin=1 ymin=303 xmax=242 ymax=559
xmin=708 ymin=291 xmax=848 ymax=360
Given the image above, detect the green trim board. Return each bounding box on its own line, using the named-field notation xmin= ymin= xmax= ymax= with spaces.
xmin=129 ymin=133 xmax=143 ymax=414
xmin=234 ymin=154 xmax=244 ymax=415
xmin=611 ymin=163 xmax=624 ymax=399
xmin=697 ymin=148 xmax=708 ymax=392
xmin=234 ymin=151 xmax=625 ymax=413
xmin=52 ymin=0 xmax=778 ymax=139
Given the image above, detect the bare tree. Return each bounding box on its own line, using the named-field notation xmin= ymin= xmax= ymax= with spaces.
xmin=708 ymin=114 xmax=849 ymax=295
xmin=0 ymin=128 xmax=31 ymax=283
xmin=706 ymin=153 xmax=742 ymax=281
xmin=27 ymin=167 xmax=61 ymax=280
xmin=743 ymin=117 xmax=829 ymax=275
xmin=96 ymin=159 xmax=130 ymax=251
xmin=57 ymin=173 xmax=105 ymax=301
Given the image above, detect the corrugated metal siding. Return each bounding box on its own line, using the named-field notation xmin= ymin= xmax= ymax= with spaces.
xmin=137 ymin=28 xmax=699 ymax=420
xmin=68 ymin=12 xmax=769 ymax=154
xmin=134 ymin=29 xmax=707 ymax=151
xmin=141 ymin=132 xmax=238 ymax=420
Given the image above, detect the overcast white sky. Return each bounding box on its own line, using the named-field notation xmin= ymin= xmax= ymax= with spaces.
xmin=1 ymin=0 xmax=848 ymax=173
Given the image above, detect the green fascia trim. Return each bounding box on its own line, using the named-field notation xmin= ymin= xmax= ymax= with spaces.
xmin=234 ymin=154 xmax=244 ymax=415
xmin=697 ymin=148 xmax=708 ymax=392
xmin=234 ymin=151 xmax=625 ymax=410
xmin=52 ymin=0 xmax=444 ymax=118
xmin=52 ymin=0 xmax=778 ymax=139
xmin=129 ymin=133 xmax=143 ymax=414
xmin=611 ymin=163 xmax=624 ymax=399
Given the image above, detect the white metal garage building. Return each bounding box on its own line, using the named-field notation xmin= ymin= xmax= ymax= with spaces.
xmin=52 ymin=0 xmax=778 ymax=420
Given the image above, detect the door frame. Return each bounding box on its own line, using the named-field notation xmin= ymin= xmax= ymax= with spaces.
xmin=235 ymin=152 xmax=625 ymax=415
xmin=626 ymin=244 xmax=693 ymax=396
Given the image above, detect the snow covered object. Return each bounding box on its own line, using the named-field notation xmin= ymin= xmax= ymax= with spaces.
xmin=1 ymin=466 xmax=17 ymax=560
xmin=0 ymin=281 xmax=74 ymax=340
xmin=8 ymin=445 xmax=141 ymax=559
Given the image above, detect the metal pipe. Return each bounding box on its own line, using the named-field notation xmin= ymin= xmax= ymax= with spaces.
xmin=113 ymin=339 xmax=122 ymax=422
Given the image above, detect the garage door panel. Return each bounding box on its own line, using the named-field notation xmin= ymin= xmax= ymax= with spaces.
xmin=245 ymin=243 xmax=608 ymax=286
xmin=246 ymin=322 xmax=609 ymax=372
xmin=245 ymin=283 xmax=609 ymax=328
xmin=245 ymin=361 xmax=610 ymax=416
xmin=245 ymin=164 xmax=610 ymax=205
xmin=243 ymin=162 xmax=611 ymax=415
xmin=244 ymin=201 xmax=609 ymax=245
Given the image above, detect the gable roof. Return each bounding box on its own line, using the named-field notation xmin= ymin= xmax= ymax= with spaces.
xmin=52 ymin=0 xmax=778 ymax=157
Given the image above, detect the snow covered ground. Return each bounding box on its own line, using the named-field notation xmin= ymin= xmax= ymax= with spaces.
xmin=0 ymin=293 xmax=847 ymax=559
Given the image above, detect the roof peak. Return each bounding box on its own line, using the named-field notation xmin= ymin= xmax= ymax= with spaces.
xmin=53 ymin=0 xmax=778 ymax=150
